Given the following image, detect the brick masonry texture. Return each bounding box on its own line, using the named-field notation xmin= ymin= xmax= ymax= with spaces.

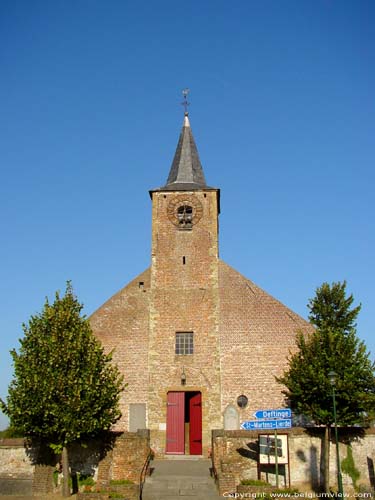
xmin=148 ymin=190 xmax=221 ymax=455
xmin=89 ymin=186 xmax=313 ymax=455
xmin=218 ymin=260 xmax=312 ymax=420
xmin=3 ymin=430 xmax=374 ymax=494
xmin=90 ymin=269 xmax=151 ymax=432
xmin=0 ymin=432 xmax=150 ymax=496
xmin=212 ymin=428 xmax=375 ymax=493
xmin=0 ymin=439 xmax=33 ymax=478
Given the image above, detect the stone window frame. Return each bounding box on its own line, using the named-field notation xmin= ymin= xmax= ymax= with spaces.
xmin=177 ymin=204 xmax=193 ymax=229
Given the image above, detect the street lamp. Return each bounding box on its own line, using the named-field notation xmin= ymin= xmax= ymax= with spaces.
xmin=328 ymin=371 xmax=344 ymax=497
xmin=181 ymin=367 xmax=186 ymax=386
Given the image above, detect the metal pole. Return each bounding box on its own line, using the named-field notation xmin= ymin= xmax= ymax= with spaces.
xmin=332 ymin=386 xmax=344 ymax=497
xmin=274 ymin=429 xmax=279 ymax=489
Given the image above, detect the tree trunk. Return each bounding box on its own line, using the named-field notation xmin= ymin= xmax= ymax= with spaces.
xmin=323 ymin=425 xmax=330 ymax=493
xmin=62 ymin=445 xmax=70 ymax=497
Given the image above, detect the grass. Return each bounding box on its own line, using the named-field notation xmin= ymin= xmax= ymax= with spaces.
xmin=241 ymin=479 xmax=271 ymax=486
xmin=109 ymin=479 xmax=134 ymax=485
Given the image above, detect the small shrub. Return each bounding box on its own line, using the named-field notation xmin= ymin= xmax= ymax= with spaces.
xmin=53 ymin=470 xmax=59 ymax=487
xmin=110 ymin=479 xmax=134 ymax=485
xmin=79 ymin=474 xmax=96 ymax=487
xmin=241 ymin=479 xmax=271 ymax=486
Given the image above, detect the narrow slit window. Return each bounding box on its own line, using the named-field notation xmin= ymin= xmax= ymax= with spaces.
xmin=175 ymin=332 xmax=194 ymax=355
xmin=182 ymin=256 xmax=186 ymax=265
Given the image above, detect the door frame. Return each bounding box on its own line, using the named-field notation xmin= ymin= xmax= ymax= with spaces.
xmin=165 ymin=390 xmax=202 ymax=455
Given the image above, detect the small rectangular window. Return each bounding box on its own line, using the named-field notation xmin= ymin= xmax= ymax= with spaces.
xmin=175 ymin=332 xmax=194 ymax=355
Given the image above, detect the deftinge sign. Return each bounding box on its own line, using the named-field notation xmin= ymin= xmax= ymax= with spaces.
xmin=253 ymin=408 xmax=291 ymax=419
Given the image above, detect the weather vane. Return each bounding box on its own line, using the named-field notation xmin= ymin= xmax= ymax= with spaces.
xmin=181 ymin=88 xmax=190 ymax=115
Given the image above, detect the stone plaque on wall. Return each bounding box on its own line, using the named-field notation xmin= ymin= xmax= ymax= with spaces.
xmin=224 ymin=404 xmax=239 ymax=430
xmin=129 ymin=403 xmax=146 ymax=432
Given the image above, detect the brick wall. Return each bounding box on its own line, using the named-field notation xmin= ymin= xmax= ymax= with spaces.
xmin=89 ymin=431 xmax=151 ymax=488
xmin=0 ymin=438 xmax=34 ymax=478
xmin=212 ymin=428 xmax=375 ymax=494
xmin=148 ymin=190 xmax=222 ymax=455
xmin=90 ymin=269 xmax=151 ymax=431
xmin=0 ymin=438 xmax=57 ymax=496
xmin=0 ymin=438 xmax=34 ymax=496
xmin=0 ymin=431 xmax=150 ymax=496
xmin=89 ymin=186 xmax=315 ymax=457
xmin=218 ymin=260 xmax=313 ymax=420
xmin=110 ymin=430 xmax=150 ymax=483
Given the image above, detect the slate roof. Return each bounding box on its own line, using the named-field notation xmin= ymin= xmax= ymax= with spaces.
xmin=151 ymin=114 xmax=216 ymax=192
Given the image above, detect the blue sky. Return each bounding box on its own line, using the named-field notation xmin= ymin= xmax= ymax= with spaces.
xmin=1 ymin=0 xmax=374 ymax=429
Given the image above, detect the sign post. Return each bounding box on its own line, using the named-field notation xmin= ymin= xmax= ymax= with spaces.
xmin=274 ymin=428 xmax=279 ymax=488
xmin=241 ymin=408 xmax=291 ymax=489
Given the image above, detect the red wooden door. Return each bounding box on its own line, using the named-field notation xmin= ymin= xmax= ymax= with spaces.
xmin=189 ymin=392 xmax=202 ymax=455
xmin=166 ymin=392 xmax=185 ymax=454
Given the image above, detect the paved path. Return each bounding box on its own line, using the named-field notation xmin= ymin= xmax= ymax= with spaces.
xmin=142 ymin=457 xmax=222 ymax=500
xmin=0 ymin=493 xmax=77 ymax=500
xmin=0 ymin=495 xmax=77 ymax=499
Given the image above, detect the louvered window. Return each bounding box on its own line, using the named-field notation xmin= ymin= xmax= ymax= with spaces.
xmin=177 ymin=205 xmax=193 ymax=229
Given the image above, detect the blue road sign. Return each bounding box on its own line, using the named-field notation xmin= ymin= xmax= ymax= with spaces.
xmin=253 ymin=408 xmax=291 ymax=419
xmin=241 ymin=419 xmax=292 ymax=430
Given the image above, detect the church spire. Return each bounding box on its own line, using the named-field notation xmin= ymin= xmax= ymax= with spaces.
xmin=150 ymin=92 xmax=218 ymax=196
xmin=163 ymin=112 xmax=209 ymax=190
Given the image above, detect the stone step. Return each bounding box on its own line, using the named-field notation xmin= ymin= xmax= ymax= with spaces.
xmin=146 ymin=478 xmax=213 ymax=485
xmin=142 ymin=458 xmax=222 ymax=500
xmin=143 ymin=492 xmax=222 ymax=499
xmin=143 ymin=494 xmax=221 ymax=500
xmin=144 ymin=483 xmax=215 ymax=491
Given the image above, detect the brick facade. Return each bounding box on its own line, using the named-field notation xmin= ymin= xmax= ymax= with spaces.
xmin=147 ymin=189 xmax=221 ymax=455
xmin=89 ymin=116 xmax=313 ymax=457
xmin=218 ymin=260 xmax=311 ymax=421
xmin=90 ymin=270 xmax=150 ymax=431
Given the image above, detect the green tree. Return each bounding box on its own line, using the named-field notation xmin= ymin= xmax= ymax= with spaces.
xmin=0 ymin=282 xmax=125 ymax=497
xmin=277 ymin=281 xmax=375 ymax=492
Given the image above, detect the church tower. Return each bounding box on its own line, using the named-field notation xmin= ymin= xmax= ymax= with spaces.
xmin=90 ymin=105 xmax=312 ymax=458
xmin=148 ymin=113 xmax=222 ymax=455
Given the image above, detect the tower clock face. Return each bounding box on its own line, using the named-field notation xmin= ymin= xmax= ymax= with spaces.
xmin=167 ymin=195 xmax=203 ymax=229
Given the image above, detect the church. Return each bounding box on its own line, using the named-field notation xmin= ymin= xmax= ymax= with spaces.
xmin=90 ymin=111 xmax=311 ymax=457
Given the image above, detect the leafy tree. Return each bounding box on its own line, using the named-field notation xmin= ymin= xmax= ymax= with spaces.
xmin=0 ymin=282 xmax=125 ymax=497
xmin=277 ymin=281 xmax=375 ymax=491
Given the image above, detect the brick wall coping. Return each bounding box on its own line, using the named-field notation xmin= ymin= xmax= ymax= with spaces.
xmin=119 ymin=429 xmax=150 ymax=439
xmin=212 ymin=426 xmax=375 ymax=439
xmin=0 ymin=429 xmax=149 ymax=449
xmin=0 ymin=438 xmax=26 ymax=447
